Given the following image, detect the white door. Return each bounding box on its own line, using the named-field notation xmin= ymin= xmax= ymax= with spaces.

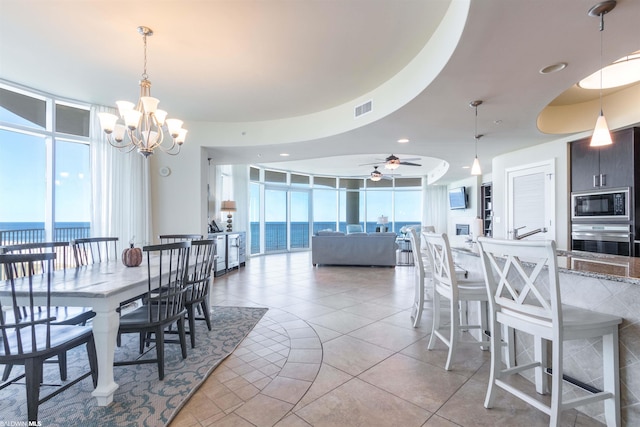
xmin=506 ymin=160 xmax=555 ymax=240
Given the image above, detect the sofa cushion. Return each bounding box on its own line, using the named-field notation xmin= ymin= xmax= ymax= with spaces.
xmin=317 ymin=230 xmax=345 ymax=236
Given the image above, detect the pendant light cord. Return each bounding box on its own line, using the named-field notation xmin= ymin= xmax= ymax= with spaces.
xmin=474 ymin=105 xmax=478 ymax=157
xmin=599 ymin=12 xmax=604 ymax=115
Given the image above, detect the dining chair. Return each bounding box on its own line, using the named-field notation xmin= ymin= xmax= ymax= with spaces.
xmin=0 ymin=242 xmax=96 ymax=381
xmin=159 ymin=234 xmax=203 ymax=244
xmin=72 ymin=237 xmax=119 ymax=267
xmin=181 ymin=239 xmax=216 ymax=348
xmin=477 ymin=237 xmax=621 ymax=427
xmin=0 ymin=253 xmax=98 ymax=422
xmin=115 ymin=241 xmax=190 ymax=380
xmin=422 ymin=232 xmax=489 ymax=370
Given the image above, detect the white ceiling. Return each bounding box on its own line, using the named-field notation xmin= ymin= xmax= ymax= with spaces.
xmin=2 ymin=0 xmax=640 ymax=183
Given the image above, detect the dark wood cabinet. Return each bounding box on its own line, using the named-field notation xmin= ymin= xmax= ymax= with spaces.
xmin=481 ymin=183 xmax=492 ymax=237
xmin=570 ymin=128 xmax=638 ymax=192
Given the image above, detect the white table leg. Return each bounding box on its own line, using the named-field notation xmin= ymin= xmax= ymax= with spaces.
xmin=90 ymin=307 xmax=120 ymax=405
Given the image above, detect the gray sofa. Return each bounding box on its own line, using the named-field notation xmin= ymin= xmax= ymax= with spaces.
xmin=311 ymin=231 xmax=398 ymax=267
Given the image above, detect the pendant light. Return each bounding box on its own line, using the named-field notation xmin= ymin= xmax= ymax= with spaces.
xmin=588 ymin=1 xmax=616 ymax=147
xmin=470 ymin=100 xmax=483 ymax=176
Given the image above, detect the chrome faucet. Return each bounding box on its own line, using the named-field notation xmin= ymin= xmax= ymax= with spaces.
xmin=513 ymin=226 xmax=548 ymax=240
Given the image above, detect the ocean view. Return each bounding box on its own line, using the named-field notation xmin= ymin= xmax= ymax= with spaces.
xmin=1 ymin=221 xmax=419 ymax=254
xmin=249 ymin=221 xmax=418 ymax=254
xmin=0 ymin=222 xmax=91 ymax=244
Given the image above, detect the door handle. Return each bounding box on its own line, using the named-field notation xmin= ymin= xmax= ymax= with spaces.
xmin=600 ymin=174 xmax=606 ymax=186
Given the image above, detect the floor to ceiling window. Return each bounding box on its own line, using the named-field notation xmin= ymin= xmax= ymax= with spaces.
xmin=248 ymin=166 xmax=423 ymax=256
xmin=290 ymin=190 xmax=310 ymax=249
xmin=0 ymin=83 xmax=91 ymax=244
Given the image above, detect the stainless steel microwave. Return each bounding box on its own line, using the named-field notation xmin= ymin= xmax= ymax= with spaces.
xmin=571 ymin=187 xmax=630 ymax=221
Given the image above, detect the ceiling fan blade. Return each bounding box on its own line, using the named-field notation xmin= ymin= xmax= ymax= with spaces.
xmin=358 ymin=161 xmax=383 ymax=166
xmin=401 ymin=157 xmax=421 ymax=161
xmin=400 ymin=161 xmax=422 ymax=166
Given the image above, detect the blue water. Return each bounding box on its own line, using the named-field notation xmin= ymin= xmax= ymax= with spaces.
xmin=250 ymin=221 xmax=420 ymax=254
xmin=0 ymin=222 xmax=91 ymax=244
xmin=0 ymin=222 xmax=90 ymax=230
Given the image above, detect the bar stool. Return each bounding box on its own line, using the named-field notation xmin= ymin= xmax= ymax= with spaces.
xmin=477 ymin=237 xmax=621 ymax=427
xmin=423 ymin=232 xmax=489 ymax=370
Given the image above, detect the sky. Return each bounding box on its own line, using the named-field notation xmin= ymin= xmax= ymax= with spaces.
xmin=0 ymin=108 xmax=91 ymax=223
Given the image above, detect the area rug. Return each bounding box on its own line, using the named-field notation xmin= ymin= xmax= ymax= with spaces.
xmin=0 ymin=306 xmax=268 ymax=426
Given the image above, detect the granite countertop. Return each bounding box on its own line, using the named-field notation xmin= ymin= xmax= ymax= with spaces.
xmin=451 ymin=245 xmax=640 ymax=285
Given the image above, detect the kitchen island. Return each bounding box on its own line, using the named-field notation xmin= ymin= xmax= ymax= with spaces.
xmin=451 ymin=245 xmax=640 ymax=425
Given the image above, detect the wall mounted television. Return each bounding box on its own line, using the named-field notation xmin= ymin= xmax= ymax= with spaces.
xmin=448 ymin=186 xmax=467 ymax=210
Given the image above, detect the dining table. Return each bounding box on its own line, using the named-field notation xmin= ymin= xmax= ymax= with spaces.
xmin=0 ymin=257 xmax=169 ymax=406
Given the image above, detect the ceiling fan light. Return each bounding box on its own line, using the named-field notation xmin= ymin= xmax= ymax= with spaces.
xmin=590 ymin=112 xmax=613 ymax=146
xmin=385 ymin=162 xmax=400 ymax=170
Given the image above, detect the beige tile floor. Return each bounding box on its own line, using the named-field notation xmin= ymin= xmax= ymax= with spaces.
xmin=170 ymin=252 xmax=605 ymax=427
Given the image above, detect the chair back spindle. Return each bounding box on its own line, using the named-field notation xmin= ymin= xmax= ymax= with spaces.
xmin=72 ymin=237 xmax=119 ymax=267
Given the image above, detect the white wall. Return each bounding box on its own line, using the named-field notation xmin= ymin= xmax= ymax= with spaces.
xmin=446 ymin=175 xmax=482 ymax=248
xmin=491 ymin=136 xmax=574 ymax=250
xmin=149 ymin=140 xmax=207 ymax=243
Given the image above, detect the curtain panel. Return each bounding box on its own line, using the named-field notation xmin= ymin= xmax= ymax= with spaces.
xmin=90 ymin=106 xmax=152 ymax=247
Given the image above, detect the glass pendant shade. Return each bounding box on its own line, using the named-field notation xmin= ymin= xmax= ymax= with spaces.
xmin=471 ymin=156 xmax=482 ymax=175
xmin=590 ymin=112 xmax=613 ymax=146
xmin=97 ymin=112 xmax=118 ymax=133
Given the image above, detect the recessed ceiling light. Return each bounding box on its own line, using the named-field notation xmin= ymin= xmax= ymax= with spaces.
xmin=539 ymin=62 xmax=567 ymax=74
xmin=280 ymin=153 xmax=290 ymax=157
xmin=397 ymin=138 xmax=410 ymax=143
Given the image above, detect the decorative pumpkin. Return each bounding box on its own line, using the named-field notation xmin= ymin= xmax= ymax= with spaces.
xmin=122 ymin=244 xmax=142 ymax=267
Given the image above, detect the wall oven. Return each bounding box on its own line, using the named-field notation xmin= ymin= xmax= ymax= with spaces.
xmin=571 ymin=223 xmax=632 ymax=256
xmin=571 ymin=187 xmax=630 ymax=221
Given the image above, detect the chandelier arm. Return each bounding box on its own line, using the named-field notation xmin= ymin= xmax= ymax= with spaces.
xmin=157 ymin=140 xmax=181 ymax=156
xmin=106 ymin=135 xmax=137 ymax=153
xmin=105 ymin=135 xmax=134 ymax=150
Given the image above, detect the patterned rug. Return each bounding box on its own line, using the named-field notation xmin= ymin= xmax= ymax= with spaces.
xmin=0 ymin=306 xmax=268 ymax=426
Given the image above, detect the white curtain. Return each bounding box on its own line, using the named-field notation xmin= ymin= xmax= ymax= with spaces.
xmin=423 ymin=184 xmax=448 ymax=234
xmin=231 ymin=164 xmax=249 ymax=233
xmin=90 ymin=105 xmax=152 ymax=248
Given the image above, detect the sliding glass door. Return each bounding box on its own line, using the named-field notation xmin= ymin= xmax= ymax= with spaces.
xmin=290 ymin=190 xmax=309 ymax=249
xmin=265 ymin=188 xmax=287 ymax=252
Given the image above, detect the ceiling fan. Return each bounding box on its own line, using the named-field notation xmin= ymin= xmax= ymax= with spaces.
xmin=360 ymin=154 xmax=422 ymax=170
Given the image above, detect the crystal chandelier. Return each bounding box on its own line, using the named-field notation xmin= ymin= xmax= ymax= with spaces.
xmin=97 ymin=26 xmax=187 ymax=157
